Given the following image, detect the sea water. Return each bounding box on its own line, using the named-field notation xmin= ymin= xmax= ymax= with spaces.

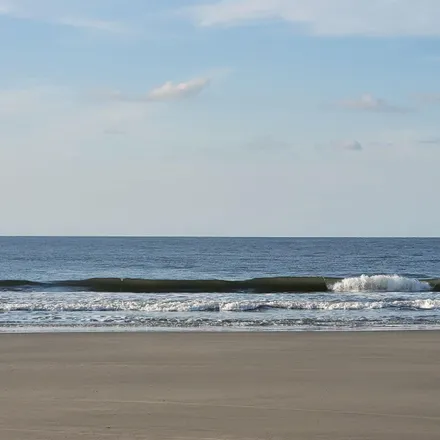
xmin=1 ymin=237 xmax=439 ymax=332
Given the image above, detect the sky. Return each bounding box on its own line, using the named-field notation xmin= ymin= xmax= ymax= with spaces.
xmin=1 ymin=0 xmax=440 ymax=236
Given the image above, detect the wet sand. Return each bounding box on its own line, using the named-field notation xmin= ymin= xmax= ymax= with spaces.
xmin=1 ymin=331 xmax=439 ymax=439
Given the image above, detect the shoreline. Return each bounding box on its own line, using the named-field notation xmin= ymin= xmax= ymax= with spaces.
xmin=2 ymin=326 xmax=440 ymax=333
xmin=0 ymin=326 xmax=440 ymax=337
xmin=1 ymin=331 xmax=440 ymax=439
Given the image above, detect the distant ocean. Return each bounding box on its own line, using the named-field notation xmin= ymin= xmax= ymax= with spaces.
xmin=1 ymin=237 xmax=440 ymax=332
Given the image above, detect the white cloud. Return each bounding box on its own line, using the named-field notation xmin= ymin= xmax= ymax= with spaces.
xmin=0 ymin=79 xmax=213 ymax=160
xmin=338 ymin=94 xmax=409 ymax=113
xmin=187 ymin=0 xmax=440 ymax=36
xmin=95 ymin=77 xmax=211 ymax=103
xmin=148 ymin=78 xmax=210 ymax=101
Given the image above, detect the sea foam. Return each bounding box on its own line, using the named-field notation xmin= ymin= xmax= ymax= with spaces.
xmin=332 ymin=275 xmax=432 ymax=293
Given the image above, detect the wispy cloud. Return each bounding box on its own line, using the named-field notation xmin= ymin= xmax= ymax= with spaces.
xmin=55 ymin=17 xmax=128 ymax=33
xmin=148 ymin=78 xmax=210 ymax=101
xmin=186 ymin=0 xmax=440 ymax=36
xmin=0 ymin=86 xmax=61 ymax=116
xmin=99 ymin=77 xmax=211 ymax=103
xmin=245 ymin=135 xmax=292 ymax=152
xmin=338 ymin=94 xmax=409 ymax=113
xmin=369 ymin=141 xmax=395 ymax=148
xmin=316 ymin=139 xmax=364 ymax=154
xmin=419 ymin=137 xmax=440 ymax=145
xmin=414 ymin=93 xmax=440 ymax=104
xmin=0 ymin=1 xmax=11 ymax=14
xmin=0 ymin=85 xmax=152 ymax=153
xmin=0 ymin=0 xmax=126 ymax=33
xmin=341 ymin=140 xmax=363 ymax=151
xmin=104 ymin=127 xmax=127 ymax=136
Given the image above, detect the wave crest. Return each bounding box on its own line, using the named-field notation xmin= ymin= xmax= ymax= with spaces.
xmin=332 ymin=275 xmax=431 ymax=293
xmin=0 ymin=275 xmax=438 ymax=293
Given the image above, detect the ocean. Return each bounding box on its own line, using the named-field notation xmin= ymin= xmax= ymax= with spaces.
xmin=1 ymin=237 xmax=440 ymax=332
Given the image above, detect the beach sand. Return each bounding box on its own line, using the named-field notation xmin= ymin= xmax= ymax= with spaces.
xmin=1 ymin=331 xmax=439 ymax=439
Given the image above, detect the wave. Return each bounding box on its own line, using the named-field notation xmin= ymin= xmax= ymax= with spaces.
xmin=2 ymin=316 xmax=440 ymax=331
xmin=2 ymin=298 xmax=440 ymax=313
xmin=332 ymin=275 xmax=432 ymax=293
xmin=0 ymin=275 xmax=439 ymax=293
xmin=0 ymin=277 xmax=330 ymax=293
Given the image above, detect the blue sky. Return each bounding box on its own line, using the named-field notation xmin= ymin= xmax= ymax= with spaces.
xmin=1 ymin=0 xmax=440 ymax=236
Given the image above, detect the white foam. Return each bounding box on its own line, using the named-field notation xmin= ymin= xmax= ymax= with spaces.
xmin=332 ymin=275 xmax=432 ymax=293
xmin=2 ymin=297 xmax=440 ymax=312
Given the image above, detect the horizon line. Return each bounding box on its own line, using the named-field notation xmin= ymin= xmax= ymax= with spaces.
xmin=0 ymin=235 xmax=439 ymax=239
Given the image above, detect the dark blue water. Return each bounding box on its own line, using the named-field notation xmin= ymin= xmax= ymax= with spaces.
xmin=2 ymin=237 xmax=440 ymax=281
xmin=1 ymin=237 xmax=440 ymax=332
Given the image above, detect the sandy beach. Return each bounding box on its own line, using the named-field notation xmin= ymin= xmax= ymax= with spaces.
xmin=1 ymin=331 xmax=439 ymax=439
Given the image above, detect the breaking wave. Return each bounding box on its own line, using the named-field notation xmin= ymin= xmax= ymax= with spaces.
xmin=0 ymin=275 xmax=438 ymax=293
xmin=332 ymin=275 xmax=432 ymax=293
xmin=2 ymin=297 xmax=440 ymax=313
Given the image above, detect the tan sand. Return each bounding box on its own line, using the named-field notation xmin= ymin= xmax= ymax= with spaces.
xmin=1 ymin=331 xmax=439 ymax=439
